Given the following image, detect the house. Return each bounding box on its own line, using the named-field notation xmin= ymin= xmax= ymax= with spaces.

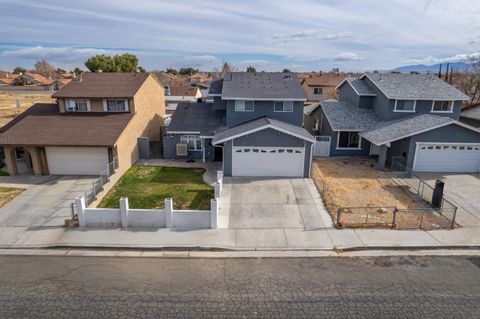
xmin=300 ymin=72 xmax=345 ymax=103
xmin=0 ymin=72 xmax=165 ymax=176
xmin=13 ymin=72 xmax=55 ymax=88
xmin=460 ymin=103 xmax=480 ymax=128
xmin=0 ymin=72 xmax=19 ymax=85
xmin=304 ymin=73 xmax=480 ymax=173
xmin=163 ymin=72 xmax=314 ymax=178
xmin=152 ymin=73 xmax=202 ymax=114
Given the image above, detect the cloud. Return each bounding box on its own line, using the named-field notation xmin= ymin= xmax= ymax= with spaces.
xmin=333 ymin=52 xmax=363 ymax=61
xmin=169 ymin=55 xmax=220 ymax=69
xmin=1 ymin=46 xmax=106 ymax=62
xmin=410 ymin=51 xmax=480 ymax=64
xmin=272 ymin=29 xmax=319 ymax=43
xmin=322 ymin=32 xmax=355 ymax=41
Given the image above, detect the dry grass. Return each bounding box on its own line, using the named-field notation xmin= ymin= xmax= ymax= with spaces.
xmin=0 ymin=187 xmax=24 ymax=208
xmin=0 ymin=92 xmax=54 ymax=126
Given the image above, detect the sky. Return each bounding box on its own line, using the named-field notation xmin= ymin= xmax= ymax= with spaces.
xmin=0 ymin=0 xmax=479 ymax=72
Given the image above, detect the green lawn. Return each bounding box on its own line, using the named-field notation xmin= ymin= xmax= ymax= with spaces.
xmin=98 ymin=166 xmax=214 ymax=210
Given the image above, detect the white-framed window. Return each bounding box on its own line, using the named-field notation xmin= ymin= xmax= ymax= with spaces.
xmin=313 ymin=87 xmax=323 ymax=95
xmin=234 ymin=100 xmax=254 ymax=112
xmin=431 ymin=100 xmax=453 ymax=113
xmin=180 ymin=135 xmax=202 ymax=151
xmin=274 ymin=101 xmax=294 ymax=112
xmin=394 ymin=100 xmax=416 ymax=112
xmin=103 ymin=99 xmax=129 ymax=112
xmin=67 ymin=99 xmax=90 ymax=112
xmin=337 ymin=131 xmax=362 ymax=150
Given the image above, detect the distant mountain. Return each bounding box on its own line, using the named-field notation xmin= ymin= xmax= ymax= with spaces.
xmin=393 ymin=62 xmax=470 ymax=73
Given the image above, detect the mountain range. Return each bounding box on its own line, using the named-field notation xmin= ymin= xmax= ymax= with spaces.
xmin=393 ymin=62 xmax=470 ymax=73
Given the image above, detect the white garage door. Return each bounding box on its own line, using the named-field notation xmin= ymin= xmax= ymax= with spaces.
xmin=232 ymin=146 xmax=305 ymax=177
xmin=413 ymin=143 xmax=480 ymax=173
xmin=46 ymin=147 xmax=109 ymax=175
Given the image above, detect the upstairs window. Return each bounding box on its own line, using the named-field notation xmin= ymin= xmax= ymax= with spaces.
xmin=274 ymin=101 xmax=294 ymax=112
xmin=394 ymin=100 xmax=416 ymax=112
xmin=104 ymin=99 xmax=128 ymax=112
xmin=432 ymin=101 xmax=453 ymax=113
xmin=313 ymin=87 xmax=323 ymax=95
xmin=234 ymin=100 xmax=254 ymax=112
xmin=67 ymin=99 xmax=90 ymax=112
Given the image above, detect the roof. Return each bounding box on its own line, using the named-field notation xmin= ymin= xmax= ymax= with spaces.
xmin=208 ymin=78 xmax=223 ymax=95
xmin=359 ymin=114 xmax=458 ymax=145
xmin=168 ymin=77 xmax=199 ymax=97
xmin=321 ymin=100 xmax=378 ymax=131
xmin=22 ymin=73 xmax=55 ymax=85
xmin=337 ymin=77 xmax=377 ymax=96
xmin=52 ymin=72 xmax=150 ymax=98
xmin=212 ymin=116 xmax=314 ymax=144
xmin=363 ymin=73 xmax=470 ymax=100
xmin=221 ymin=72 xmax=305 ymax=100
xmin=166 ymin=103 xmax=225 ymax=137
xmin=301 ymin=73 xmax=344 ymax=87
xmin=304 ymin=102 xmax=320 ymax=115
xmin=0 ymin=103 xmax=133 ymax=146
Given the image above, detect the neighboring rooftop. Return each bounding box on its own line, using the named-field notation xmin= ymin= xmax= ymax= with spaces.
xmin=301 ymin=72 xmax=345 ymax=87
xmin=52 ymin=72 xmax=150 ymax=98
xmin=221 ymin=72 xmax=305 ymax=100
xmin=321 ymin=100 xmax=378 ymax=131
xmin=342 ymin=77 xmax=377 ymax=96
xmin=0 ymin=103 xmax=133 ymax=146
xmin=167 ymin=103 xmax=225 ymax=137
xmin=208 ymin=78 xmax=223 ymax=95
xmin=168 ymin=77 xmax=199 ymax=97
xmin=363 ymin=73 xmax=470 ymax=100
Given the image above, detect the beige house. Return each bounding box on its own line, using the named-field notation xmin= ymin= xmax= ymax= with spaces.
xmin=300 ymin=72 xmax=345 ymax=103
xmin=0 ymin=72 xmax=165 ymax=176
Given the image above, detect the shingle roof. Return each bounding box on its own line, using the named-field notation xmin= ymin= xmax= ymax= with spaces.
xmin=359 ymin=114 xmax=455 ymax=145
xmin=168 ymin=77 xmax=199 ymax=97
xmin=166 ymin=103 xmax=225 ymax=137
xmin=212 ymin=116 xmax=314 ymax=144
xmin=221 ymin=72 xmax=305 ymax=100
xmin=344 ymin=78 xmax=377 ymax=96
xmin=304 ymin=102 xmax=320 ymax=115
xmin=208 ymin=79 xmax=223 ymax=95
xmin=0 ymin=103 xmax=133 ymax=146
xmin=301 ymin=73 xmax=345 ymax=87
xmin=321 ymin=100 xmax=378 ymax=131
xmin=364 ymin=73 xmax=470 ymax=100
xmin=52 ymin=72 xmax=150 ymax=98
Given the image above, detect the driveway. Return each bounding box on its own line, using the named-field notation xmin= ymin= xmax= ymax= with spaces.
xmin=417 ymin=173 xmax=480 ymax=226
xmin=218 ymin=177 xmax=332 ymax=229
xmin=0 ymin=175 xmax=97 ymax=227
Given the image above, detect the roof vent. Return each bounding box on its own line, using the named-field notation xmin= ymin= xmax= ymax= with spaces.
xmin=283 ymin=75 xmax=291 ymax=80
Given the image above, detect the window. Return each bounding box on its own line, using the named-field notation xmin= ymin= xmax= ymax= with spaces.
xmin=432 ymin=101 xmax=453 ymax=112
xmin=180 ymin=135 xmax=202 ymax=151
xmin=274 ymin=101 xmax=294 ymax=112
xmin=313 ymin=87 xmax=323 ymax=95
xmin=337 ymin=131 xmax=361 ymax=149
xmin=105 ymin=99 xmax=128 ymax=112
xmin=67 ymin=99 xmax=90 ymax=112
xmin=394 ymin=100 xmax=416 ymax=112
xmin=234 ymin=100 xmax=254 ymax=112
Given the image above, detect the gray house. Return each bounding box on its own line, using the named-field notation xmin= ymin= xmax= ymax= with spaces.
xmin=304 ymin=73 xmax=480 ymax=173
xmin=164 ymin=72 xmax=314 ymax=177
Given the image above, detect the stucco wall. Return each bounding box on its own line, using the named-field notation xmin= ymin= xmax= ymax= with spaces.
xmin=301 ymin=82 xmax=336 ymax=102
xmin=225 ymin=100 xmax=304 ymax=126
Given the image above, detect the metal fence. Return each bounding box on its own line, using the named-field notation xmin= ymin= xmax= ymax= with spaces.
xmin=84 ymin=156 xmax=119 ymax=206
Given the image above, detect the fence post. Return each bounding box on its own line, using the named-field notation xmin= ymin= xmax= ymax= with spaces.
xmin=210 ymin=198 xmax=218 ymax=229
xmin=451 ymin=207 xmax=457 ymax=229
xmin=120 ymin=197 xmax=129 ymax=228
xmin=392 ymin=208 xmax=398 ymax=228
xmin=75 ymin=197 xmax=86 ymax=227
xmin=92 ymin=181 xmax=96 ymax=197
xmin=214 ymin=182 xmax=221 ymax=199
xmin=336 ymin=208 xmax=342 ymax=227
xmin=419 ymin=211 xmax=425 ymax=229
xmin=165 ymin=198 xmax=173 ymax=228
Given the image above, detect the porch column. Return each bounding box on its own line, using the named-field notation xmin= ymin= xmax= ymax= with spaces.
xmin=24 ymin=147 xmax=44 ymax=175
xmin=376 ymin=145 xmax=388 ymax=170
xmin=3 ymin=146 xmax=18 ymax=176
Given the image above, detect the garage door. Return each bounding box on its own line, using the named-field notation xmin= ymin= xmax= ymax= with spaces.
xmin=46 ymin=147 xmax=109 ymax=175
xmin=413 ymin=143 xmax=480 ymax=173
xmin=232 ymin=146 xmax=305 ymax=177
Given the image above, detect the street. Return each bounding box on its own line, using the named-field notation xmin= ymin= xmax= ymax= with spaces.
xmin=0 ymin=255 xmax=479 ymax=318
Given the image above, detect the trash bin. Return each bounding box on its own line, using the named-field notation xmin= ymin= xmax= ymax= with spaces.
xmin=432 ymin=180 xmax=444 ymax=208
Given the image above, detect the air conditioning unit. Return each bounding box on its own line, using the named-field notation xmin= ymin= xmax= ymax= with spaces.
xmin=176 ymin=143 xmax=188 ymax=156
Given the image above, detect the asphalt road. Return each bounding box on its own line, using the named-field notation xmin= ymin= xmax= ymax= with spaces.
xmin=0 ymin=255 xmax=479 ymax=318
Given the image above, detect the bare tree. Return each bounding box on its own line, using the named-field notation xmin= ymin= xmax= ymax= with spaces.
xmin=34 ymin=60 xmax=56 ymax=78
xmin=458 ymin=57 xmax=480 ymax=106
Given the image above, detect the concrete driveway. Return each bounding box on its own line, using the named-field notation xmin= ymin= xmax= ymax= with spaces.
xmin=0 ymin=175 xmax=97 ymax=227
xmin=417 ymin=173 xmax=480 ymax=226
xmin=218 ymin=177 xmax=332 ymax=229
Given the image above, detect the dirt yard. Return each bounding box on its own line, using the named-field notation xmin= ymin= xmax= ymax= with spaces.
xmin=0 ymin=92 xmax=54 ymax=126
xmin=312 ymin=158 xmax=451 ymax=229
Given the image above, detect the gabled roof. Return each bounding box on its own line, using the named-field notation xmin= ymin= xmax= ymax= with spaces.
xmin=321 ymin=100 xmax=378 ymax=131
xmin=52 ymin=72 xmax=151 ymax=98
xmin=208 ymin=78 xmax=223 ymax=96
xmin=301 ymin=73 xmax=344 ymax=87
xmin=221 ymin=72 xmax=305 ymax=101
xmin=212 ymin=116 xmax=314 ymax=144
xmin=166 ymin=103 xmax=225 ymax=137
xmin=359 ymin=114 xmax=480 ymax=146
xmin=0 ymin=103 xmax=133 ymax=146
xmin=168 ymin=77 xmax=199 ymax=97
xmin=336 ymin=77 xmax=377 ymax=96
xmin=303 ymin=102 xmax=320 ymax=115
xmin=362 ymin=73 xmax=470 ymax=101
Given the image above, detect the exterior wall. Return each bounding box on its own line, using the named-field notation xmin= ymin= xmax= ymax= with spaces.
xmin=162 ymin=134 xmax=203 ymax=160
xmin=406 ymin=123 xmax=480 ymax=168
xmin=114 ymin=74 xmax=165 ymax=173
xmin=386 ymin=137 xmax=410 ymax=166
xmin=225 ymin=100 xmax=304 ymax=127
xmin=57 ymin=97 xmax=135 ymax=113
xmin=213 ymin=96 xmax=226 ymax=110
xmin=301 ymin=82 xmax=336 ymax=102
xmin=462 ymin=105 xmax=480 ymax=120
xmin=303 ymin=107 xmax=321 ymax=135
xmin=338 ymin=82 xmax=373 ymax=109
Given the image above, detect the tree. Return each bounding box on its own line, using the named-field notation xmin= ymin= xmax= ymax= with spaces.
xmin=84 ymin=53 xmax=141 ymax=72
xmin=113 ymin=53 xmax=139 ymax=72
xmin=246 ymin=66 xmax=256 ymax=72
xmin=179 ymin=67 xmax=198 ymax=75
xmin=34 ymin=60 xmax=56 ymax=77
xmin=138 ymin=66 xmax=146 ymax=73
xmin=12 ymin=67 xmax=26 ymax=74
xmin=166 ymin=68 xmax=178 ymax=75
xmin=74 ymin=67 xmax=83 ymax=75
xmin=458 ymin=57 xmax=480 ymax=106
xmin=282 ymin=68 xmax=291 ymax=73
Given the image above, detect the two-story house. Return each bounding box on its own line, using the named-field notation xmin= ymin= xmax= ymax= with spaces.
xmin=300 ymin=72 xmax=345 ymax=104
xmin=304 ymin=73 xmax=480 ymax=173
xmin=163 ymin=72 xmax=315 ymax=177
xmin=0 ymin=72 xmax=165 ymax=176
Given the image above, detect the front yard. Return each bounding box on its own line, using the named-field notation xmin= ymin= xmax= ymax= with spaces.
xmin=99 ymin=166 xmax=214 ymax=210
xmin=0 ymin=186 xmax=24 ymax=208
